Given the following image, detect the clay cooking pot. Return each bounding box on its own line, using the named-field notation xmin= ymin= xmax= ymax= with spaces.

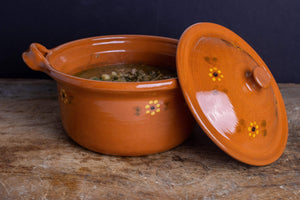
xmin=22 ymin=35 xmax=195 ymax=156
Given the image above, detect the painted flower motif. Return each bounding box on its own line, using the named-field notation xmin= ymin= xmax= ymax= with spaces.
xmin=208 ymin=67 xmax=224 ymax=82
xmin=248 ymin=121 xmax=259 ymax=138
xmin=60 ymin=89 xmax=71 ymax=104
xmin=145 ymin=100 xmax=161 ymax=116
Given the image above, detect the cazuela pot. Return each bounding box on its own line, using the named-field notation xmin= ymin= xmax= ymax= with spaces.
xmin=23 ymin=35 xmax=195 ymax=156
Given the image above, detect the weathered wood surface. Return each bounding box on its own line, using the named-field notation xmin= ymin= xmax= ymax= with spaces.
xmin=0 ymin=79 xmax=299 ymax=200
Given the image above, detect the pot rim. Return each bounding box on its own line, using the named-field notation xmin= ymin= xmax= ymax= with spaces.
xmin=46 ymin=35 xmax=180 ymax=92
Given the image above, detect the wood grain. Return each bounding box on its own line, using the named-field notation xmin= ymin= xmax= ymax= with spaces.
xmin=0 ymin=79 xmax=299 ymax=200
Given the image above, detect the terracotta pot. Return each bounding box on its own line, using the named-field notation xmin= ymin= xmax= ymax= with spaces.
xmin=22 ymin=35 xmax=195 ymax=156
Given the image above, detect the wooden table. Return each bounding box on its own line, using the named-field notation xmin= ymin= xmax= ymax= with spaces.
xmin=0 ymin=79 xmax=299 ymax=199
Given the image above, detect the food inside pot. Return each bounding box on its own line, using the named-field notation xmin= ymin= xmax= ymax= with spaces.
xmin=74 ymin=64 xmax=177 ymax=82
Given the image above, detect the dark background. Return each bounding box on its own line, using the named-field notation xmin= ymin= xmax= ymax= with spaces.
xmin=1 ymin=0 xmax=299 ymax=82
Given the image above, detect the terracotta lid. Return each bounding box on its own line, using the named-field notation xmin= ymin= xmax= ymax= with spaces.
xmin=176 ymin=23 xmax=288 ymax=166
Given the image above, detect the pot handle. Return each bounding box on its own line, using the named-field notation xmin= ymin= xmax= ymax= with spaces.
xmin=22 ymin=43 xmax=51 ymax=72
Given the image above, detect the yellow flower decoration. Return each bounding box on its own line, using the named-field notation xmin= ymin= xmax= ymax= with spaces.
xmin=208 ymin=67 xmax=224 ymax=82
xmin=60 ymin=89 xmax=71 ymax=104
xmin=145 ymin=100 xmax=161 ymax=116
xmin=248 ymin=121 xmax=259 ymax=138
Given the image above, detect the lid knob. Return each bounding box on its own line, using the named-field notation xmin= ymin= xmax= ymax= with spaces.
xmin=253 ymin=67 xmax=271 ymax=88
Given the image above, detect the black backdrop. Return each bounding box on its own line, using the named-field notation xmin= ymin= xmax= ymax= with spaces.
xmin=1 ymin=0 xmax=299 ymax=83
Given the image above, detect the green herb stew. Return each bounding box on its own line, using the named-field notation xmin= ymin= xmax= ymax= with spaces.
xmin=74 ymin=64 xmax=177 ymax=82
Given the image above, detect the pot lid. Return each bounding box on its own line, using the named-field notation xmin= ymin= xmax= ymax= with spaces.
xmin=176 ymin=23 xmax=288 ymax=166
